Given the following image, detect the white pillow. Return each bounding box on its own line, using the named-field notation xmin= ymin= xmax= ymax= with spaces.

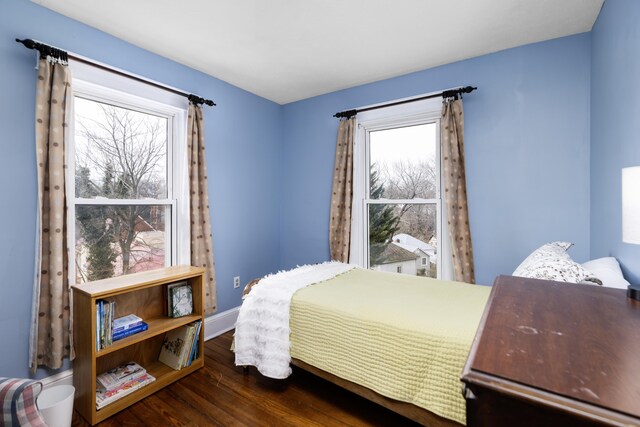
xmin=513 ymin=242 xmax=601 ymax=285
xmin=582 ymin=257 xmax=630 ymax=289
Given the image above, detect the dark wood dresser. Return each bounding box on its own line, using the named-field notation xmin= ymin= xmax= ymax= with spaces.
xmin=461 ymin=275 xmax=640 ymax=427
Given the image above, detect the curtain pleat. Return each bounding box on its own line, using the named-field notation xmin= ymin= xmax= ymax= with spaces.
xmin=329 ymin=118 xmax=355 ymax=262
xmin=441 ymin=99 xmax=475 ymax=283
xmin=187 ymin=104 xmax=217 ymax=315
xmin=30 ymin=58 xmax=73 ymax=372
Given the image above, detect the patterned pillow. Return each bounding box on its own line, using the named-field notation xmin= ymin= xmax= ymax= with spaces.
xmin=582 ymin=257 xmax=630 ymax=289
xmin=513 ymin=242 xmax=602 ymax=285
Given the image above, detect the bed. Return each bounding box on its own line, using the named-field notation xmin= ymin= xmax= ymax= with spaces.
xmin=234 ymin=263 xmax=491 ymax=426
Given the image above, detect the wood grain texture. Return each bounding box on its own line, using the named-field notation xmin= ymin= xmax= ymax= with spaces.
xmin=72 ymin=331 xmax=424 ymax=427
xmin=73 ymin=266 xmax=205 ymax=425
xmin=292 ymin=358 xmax=461 ymax=427
xmin=72 ymin=291 xmax=95 ymax=425
xmin=95 ymin=315 xmax=201 ymax=358
xmin=462 ymin=275 xmax=640 ymax=427
xmin=108 ymin=286 xmax=164 ymax=321
xmin=463 ymin=382 xmax=606 ymax=427
xmin=71 ymin=265 xmax=206 ymax=298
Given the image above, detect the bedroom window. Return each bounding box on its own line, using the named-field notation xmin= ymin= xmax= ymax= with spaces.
xmin=69 ymin=63 xmax=189 ymax=284
xmin=351 ymin=97 xmax=452 ymax=280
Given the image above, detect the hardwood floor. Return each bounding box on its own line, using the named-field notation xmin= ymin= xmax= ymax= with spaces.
xmin=73 ymin=330 xmax=422 ymax=426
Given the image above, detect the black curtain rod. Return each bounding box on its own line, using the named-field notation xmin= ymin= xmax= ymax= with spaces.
xmin=333 ymin=86 xmax=477 ymax=118
xmin=16 ymin=38 xmax=216 ymax=107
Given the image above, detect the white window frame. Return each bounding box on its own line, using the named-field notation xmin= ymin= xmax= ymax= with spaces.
xmin=349 ymin=97 xmax=453 ymax=280
xmin=67 ymin=60 xmax=190 ymax=283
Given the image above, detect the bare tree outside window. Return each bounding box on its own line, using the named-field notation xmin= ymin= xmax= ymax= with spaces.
xmin=379 ymin=160 xmax=438 ymax=244
xmin=74 ymin=97 xmax=169 ymax=283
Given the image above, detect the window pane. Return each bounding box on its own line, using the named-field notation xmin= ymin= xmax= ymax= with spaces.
xmin=75 ymin=205 xmax=169 ymax=283
xmin=368 ymin=203 xmax=437 ymax=278
xmin=369 ymin=123 xmax=437 ymax=200
xmin=74 ymin=97 xmax=168 ymax=199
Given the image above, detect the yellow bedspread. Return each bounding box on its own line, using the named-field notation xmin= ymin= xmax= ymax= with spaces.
xmin=289 ymin=268 xmax=490 ymax=425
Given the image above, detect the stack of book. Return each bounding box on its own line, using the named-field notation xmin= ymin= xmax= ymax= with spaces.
xmin=95 ymin=299 xmax=115 ymax=350
xmin=95 ymin=362 xmax=155 ymax=410
xmin=95 ymin=302 xmax=149 ymax=351
xmin=165 ymin=281 xmax=193 ymax=318
xmin=112 ymin=314 xmax=148 ymax=342
xmin=158 ymin=320 xmax=202 ymax=370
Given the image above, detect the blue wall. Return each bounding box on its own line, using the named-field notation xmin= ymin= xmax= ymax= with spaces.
xmin=0 ymin=0 xmax=282 ymax=379
xmin=591 ymin=0 xmax=640 ymax=283
xmin=2 ymin=0 xmax=635 ymax=382
xmin=280 ymin=34 xmax=592 ymax=285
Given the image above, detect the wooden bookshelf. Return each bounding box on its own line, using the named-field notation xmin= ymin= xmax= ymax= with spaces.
xmin=72 ymin=265 xmax=206 ymax=425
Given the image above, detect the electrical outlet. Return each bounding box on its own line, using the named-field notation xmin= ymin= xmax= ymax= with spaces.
xmin=233 ymin=276 xmax=240 ymax=289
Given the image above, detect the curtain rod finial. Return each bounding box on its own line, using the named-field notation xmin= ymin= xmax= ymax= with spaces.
xmin=188 ymin=94 xmax=216 ymax=107
xmin=334 ymin=109 xmax=357 ymax=119
xmin=16 ymin=38 xmax=37 ymax=50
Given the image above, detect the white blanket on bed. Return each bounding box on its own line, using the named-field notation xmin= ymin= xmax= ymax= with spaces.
xmin=234 ymin=261 xmax=356 ymax=379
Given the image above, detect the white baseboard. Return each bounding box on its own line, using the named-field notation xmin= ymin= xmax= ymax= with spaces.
xmin=40 ymin=368 xmax=74 ymax=390
xmin=203 ymin=306 xmax=239 ymax=341
xmin=39 ymin=306 xmax=239 ymax=388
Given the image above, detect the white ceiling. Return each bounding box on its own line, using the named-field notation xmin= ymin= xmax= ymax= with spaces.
xmin=32 ymin=0 xmax=604 ymax=105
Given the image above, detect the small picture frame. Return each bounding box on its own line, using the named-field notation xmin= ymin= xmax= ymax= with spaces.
xmin=170 ymin=284 xmax=193 ymax=318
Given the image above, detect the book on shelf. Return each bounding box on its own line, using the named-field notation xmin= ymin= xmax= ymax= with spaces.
xmin=113 ymin=314 xmax=144 ymax=334
xmin=96 ymin=361 xmax=146 ymax=393
xmin=187 ymin=320 xmax=202 ymax=365
xmin=107 ymin=301 xmax=114 ymax=346
xmin=158 ymin=324 xmax=190 ymax=370
xmin=95 ymin=304 xmax=99 ymax=350
xmin=112 ymin=322 xmax=148 ymax=342
xmin=185 ymin=320 xmax=201 ymax=367
xmin=158 ymin=320 xmax=202 ymax=370
xmin=166 ymin=282 xmax=193 ymax=318
xmin=96 ymin=373 xmax=156 ymax=410
xmin=95 ymin=299 xmax=115 ymax=350
xmin=164 ymin=281 xmax=185 ymax=316
xmin=180 ymin=325 xmax=196 ymax=368
xmin=95 ymin=303 xmax=148 ymax=349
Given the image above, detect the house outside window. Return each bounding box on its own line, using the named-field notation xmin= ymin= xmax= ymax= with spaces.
xmin=349 ymin=97 xmax=452 ymax=280
xmin=69 ymin=61 xmax=189 ymax=283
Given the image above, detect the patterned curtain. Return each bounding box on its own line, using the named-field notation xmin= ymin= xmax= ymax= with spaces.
xmin=329 ymin=117 xmax=355 ymax=262
xmin=187 ymin=104 xmax=217 ymax=315
xmin=30 ymin=58 xmax=73 ymax=372
xmin=441 ymin=98 xmax=475 ymax=283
